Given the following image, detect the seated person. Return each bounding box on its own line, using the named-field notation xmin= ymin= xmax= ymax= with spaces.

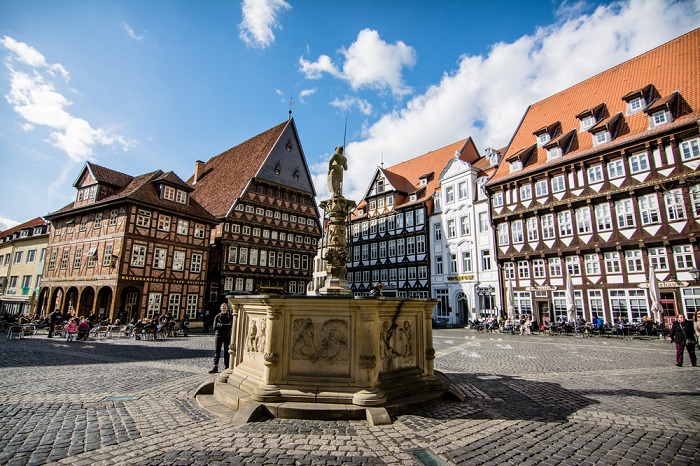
xmin=592 ymin=314 xmax=604 ymax=329
xmin=77 ymin=319 xmax=91 ymax=340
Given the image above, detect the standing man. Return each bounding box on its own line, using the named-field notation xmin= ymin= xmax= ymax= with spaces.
xmin=669 ymin=314 xmax=697 ymax=367
xmin=209 ymin=303 xmax=233 ymax=374
xmin=47 ymin=309 xmax=59 ymax=338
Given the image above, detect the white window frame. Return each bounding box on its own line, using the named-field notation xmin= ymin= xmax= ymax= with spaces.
xmin=131 ymin=245 xmax=146 ymax=267
xmin=551 ymin=176 xmax=565 ymax=193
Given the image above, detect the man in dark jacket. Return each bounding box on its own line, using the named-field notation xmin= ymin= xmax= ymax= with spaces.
xmin=669 ymin=314 xmax=697 ymax=367
xmin=209 ymin=303 xmax=233 ymax=373
xmin=47 ymin=310 xmax=60 ymax=338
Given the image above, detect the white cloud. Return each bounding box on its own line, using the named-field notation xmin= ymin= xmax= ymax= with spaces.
xmin=298 ymin=88 xmax=316 ymax=103
xmin=311 ymin=0 xmax=700 ymax=203
xmin=239 ymin=0 xmax=291 ymax=49
xmin=1 ymin=36 xmax=134 ymax=162
xmin=0 ymin=216 xmax=20 ymax=232
xmin=299 ymin=29 xmax=416 ymax=97
xmin=330 ymin=96 xmax=373 ymax=116
xmin=122 ymin=22 xmax=145 ymax=41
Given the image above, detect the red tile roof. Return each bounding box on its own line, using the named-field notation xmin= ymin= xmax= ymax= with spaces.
xmin=0 ymin=217 xmax=47 ymax=238
xmin=79 ymin=162 xmax=133 ymax=188
xmin=188 ymin=120 xmax=290 ymax=219
xmin=489 ymin=28 xmax=700 ymax=185
xmin=353 ymin=138 xmax=481 ymax=218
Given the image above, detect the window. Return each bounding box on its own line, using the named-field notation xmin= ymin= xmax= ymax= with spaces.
xmin=94 ymin=213 xmax=103 ymax=229
xmin=60 ymin=249 xmax=69 ymax=270
xmin=131 ymin=245 xmax=146 ymax=267
xmin=397 ymin=239 xmax=405 ymax=256
xmin=379 ymin=242 xmax=387 ymax=258
xmin=405 ymin=211 xmax=414 ymax=227
xmin=520 ymin=185 xmax=532 ymax=201
xmin=595 ymin=204 xmax=613 ymax=231
xmin=147 ymin=292 xmax=162 ymax=318
xmin=673 ymin=245 xmax=695 ymax=270
xmin=541 ymin=214 xmax=555 ymax=239
xmin=664 ymin=189 xmax=686 ymax=221
xmin=177 ymin=219 xmax=189 ymax=235
xmin=13 ymin=251 xmax=23 ymax=264
xmin=504 ymin=262 xmax=515 ymax=280
xmin=588 ymin=290 xmax=605 ymax=319
xmin=594 ymin=131 xmax=610 ymax=146
xmin=108 ymin=209 xmax=119 ymax=227
xmin=406 ymin=237 xmax=416 ymax=255
xmin=680 ymin=138 xmax=700 ymax=161
xmin=587 ymin=166 xmax=603 ymax=183
xmin=8 ymin=276 xmax=17 ymax=289
xmin=551 ymin=176 xmax=565 ymax=193
xmin=576 ymin=208 xmax=592 ymax=234
xmin=416 ymin=235 xmax=426 ymax=254
xmin=535 ymin=180 xmax=548 ymax=197
xmin=548 ymin=258 xmax=562 ymax=277
xmin=292 ymin=254 xmax=300 ymax=269
xmin=190 ymin=253 xmax=203 ymax=273
xmin=447 ymin=219 xmax=457 ymax=238
xmin=449 ymin=254 xmax=458 ymax=274
xmin=537 ymin=133 xmax=551 ymax=146
xmin=370 ymin=220 xmax=377 ymax=235
xmin=252 ymin=227 xmax=260 ymax=237
xmin=48 ymin=250 xmax=57 ymax=271
xmin=584 ymin=254 xmax=600 ymax=275
xmin=103 ymin=244 xmax=113 ymax=267
xmin=388 ymin=240 xmax=396 ymax=257
xmin=235 ymin=278 xmax=244 ymax=290
xmin=625 ymin=250 xmax=644 ymax=273
xmin=153 ymin=248 xmax=167 ymax=269
xmin=610 ymin=289 xmax=648 ymax=322
xmin=415 ymin=209 xmax=424 ymax=225
xmin=459 ymin=215 xmax=470 ymax=236
xmin=458 ymin=182 xmax=468 ymax=199
xmin=527 ymin=219 xmax=539 ymax=243
xmin=301 ymin=255 xmax=309 ymax=271
xmin=163 ymin=186 xmax=176 ymax=201
xmin=604 ymin=252 xmax=621 ymax=274
xmin=136 ymin=210 xmax=151 ymax=228
xmin=498 ymin=223 xmax=509 ymax=245
xmin=493 ymin=192 xmax=503 ymax=207
xmin=648 ymin=247 xmax=669 ymax=271
xmin=481 ymin=250 xmax=491 ymax=270
xmin=511 ymin=220 xmax=524 ymax=243
xmin=408 ymin=267 xmax=417 ymax=280
xmin=158 ymin=215 xmax=171 ymax=231
xmin=558 ymin=211 xmax=573 ymax=237
xmin=173 ymin=251 xmax=185 ymax=271
xmin=615 ymin=199 xmax=635 ymax=228
xmin=434 ymin=223 xmax=442 ymax=242
xmin=387 ymin=195 xmax=394 ymax=205
xmin=370 ymin=243 xmax=378 ymax=260
xmin=361 ymin=244 xmax=369 ymax=261
xmin=514 ymin=292 xmax=533 ymax=319
xmin=186 ymin=295 xmax=198 ymax=319
xmin=627 ymin=97 xmax=644 ymax=114
xmin=518 ymin=261 xmax=530 ymax=279
xmin=638 ymin=194 xmax=660 ymax=225
xmin=435 ymin=289 xmax=450 ymax=317
xmin=580 ymin=115 xmax=596 ymax=130
xmin=168 ymin=294 xmax=181 ymax=318
xmin=479 ymin=212 xmax=489 ymax=233
xmin=369 ymin=200 xmax=376 ymax=211
xmin=462 ymin=251 xmax=472 ymax=272
xmin=607 ymin=160 xmax=625 ymax=179
xmin=566 ymin=256 xmax=581 ymax=276
xmin=445 ymin=186 xmax=455 ymax=204
xmin=533 ymin=259 xmax=545 ymax=278
xmin=398 ymin=268 xmax=406 ymax=281
xmin=682 ymin=288 xmax=700 ymax=319
xmin=546 ymin=147 xmax=562 ymax=161
xmin=21 ymin=275 xmax=31 ymax=289
xmin=396 ymin=214 xmax=403 ymax=229
xmin=194 ymin=224 xmax=205 ymax=239
xmin=629 ymin=153 xmax=649 ymax=173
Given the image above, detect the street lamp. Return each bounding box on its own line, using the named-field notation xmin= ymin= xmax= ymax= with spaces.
xmin=690 ymin=267 xmax=700 ymax=282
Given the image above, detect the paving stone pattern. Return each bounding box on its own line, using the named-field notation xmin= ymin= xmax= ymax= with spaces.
xmin=0 ymin=330 xmax=697 ymax=465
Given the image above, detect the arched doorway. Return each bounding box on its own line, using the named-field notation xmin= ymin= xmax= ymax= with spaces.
xmin=79 ymin=287 xmax=95 ymax=318
xmin=96 ymin=287 xmax=114 ymax=321
xmin=64 ymin=287 xmax=79 ymax=316
xmin=50 ymin=287 xmax=64 ymax=314
xmin=456 ymin=292 xmax=468 ymax=324
xmin=119 ymin=287 xmax=140 ymax=323
xmin=37 ymin=287 xmax=51 ymax=316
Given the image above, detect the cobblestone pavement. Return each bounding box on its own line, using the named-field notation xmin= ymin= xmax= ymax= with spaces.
xmin=0 ymin=329 xmax=698 ymax=465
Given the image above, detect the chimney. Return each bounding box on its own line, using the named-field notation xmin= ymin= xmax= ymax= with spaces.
xmin=194 ymin=160 xmax=205 ymax=184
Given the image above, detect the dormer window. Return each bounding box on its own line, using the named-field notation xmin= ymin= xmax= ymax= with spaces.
xmin=77 ymin=185 xmax=97 ymax=203
xmin=546 ymin=147 xmax=562 ymax=161
xmin=409 ymin=194 xmax=417 ymax=202
xmin=534 ymin=122 xmax=560 ymax=148
xmin=163 ymin=185 xmax=188 ymax=204
xmin=419 ymin=178 xmax=427 ymax=186
xmin=593 ymin=130 xmax=610 ymax=146
xmin=175 ymin=190 xmax=187 ymax=204
xmin=376 ymin=179 xmax=385 ymax=193
xmin=509 ymin=160 xmax=523 ymax=172
xmin=537 ymin=133 xmax=550 ymax=146
xmin=650 ymin=110 xmax=668 ymax=127
xmin=627 ymin=97 xmax=644 ymax=114
xmin=433 ymin=193 xmax=441 ymax=212
xmin=580 ymin=115 xmax=596 ymax=130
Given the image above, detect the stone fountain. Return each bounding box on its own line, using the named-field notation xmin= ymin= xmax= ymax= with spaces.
xmin=196 ymin=146 xmax=452 ymax=425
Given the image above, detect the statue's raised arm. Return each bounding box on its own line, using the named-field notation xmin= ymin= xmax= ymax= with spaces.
xmin=327 ymin=146 xmax=347 ymax=196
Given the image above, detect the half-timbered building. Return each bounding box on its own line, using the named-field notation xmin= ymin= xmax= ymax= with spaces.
xmin=348 ymin=139 xmax=481 ymax=298
xmin=40 ymin=163 xmax=217 ymax=322
xmin=486 ymin=29 xmax=700 ymax=325
xmin=188 ymin=118 xmax=322 ymax=306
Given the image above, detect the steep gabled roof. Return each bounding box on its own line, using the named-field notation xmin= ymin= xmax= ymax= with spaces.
xmin=489 ymin=28 xmax=700 ymax=185
xmin=49 ymin=170 xmax=216 ymax=223
xmin=73 ymin=162 xmax=133 ymax=188
xmin=188 ymin=120 xmax=289 ymax=219
xmin=353 ymin=138 xmax=481 ymax=217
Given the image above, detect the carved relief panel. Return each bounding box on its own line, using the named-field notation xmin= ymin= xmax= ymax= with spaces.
xmin=379 ymin=318 xmax=415 ymax=371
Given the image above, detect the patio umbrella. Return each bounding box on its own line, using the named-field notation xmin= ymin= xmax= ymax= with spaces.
xmin=648 ymin=266 xmax=662 ymax=324
xmin=566 ymin=274 xmax=575 ymax=323
xmin=507 ymin=278 xmax=516 ymax=321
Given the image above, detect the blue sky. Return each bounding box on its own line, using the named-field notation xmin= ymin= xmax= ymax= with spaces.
xmin=1 ymin=0 xmax=699 ymax=230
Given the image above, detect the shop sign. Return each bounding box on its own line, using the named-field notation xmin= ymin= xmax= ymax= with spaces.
xmin=447 ymin=275 xmax=474 ymax=281
xmin=525 ymin=285 xmax=558 ymax=291
xmin=637 ymin=281 xmax=689 ymax=289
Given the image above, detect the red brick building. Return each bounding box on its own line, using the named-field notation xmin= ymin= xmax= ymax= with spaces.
xmin=40 ymin=163 xmax=217 ymax=322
